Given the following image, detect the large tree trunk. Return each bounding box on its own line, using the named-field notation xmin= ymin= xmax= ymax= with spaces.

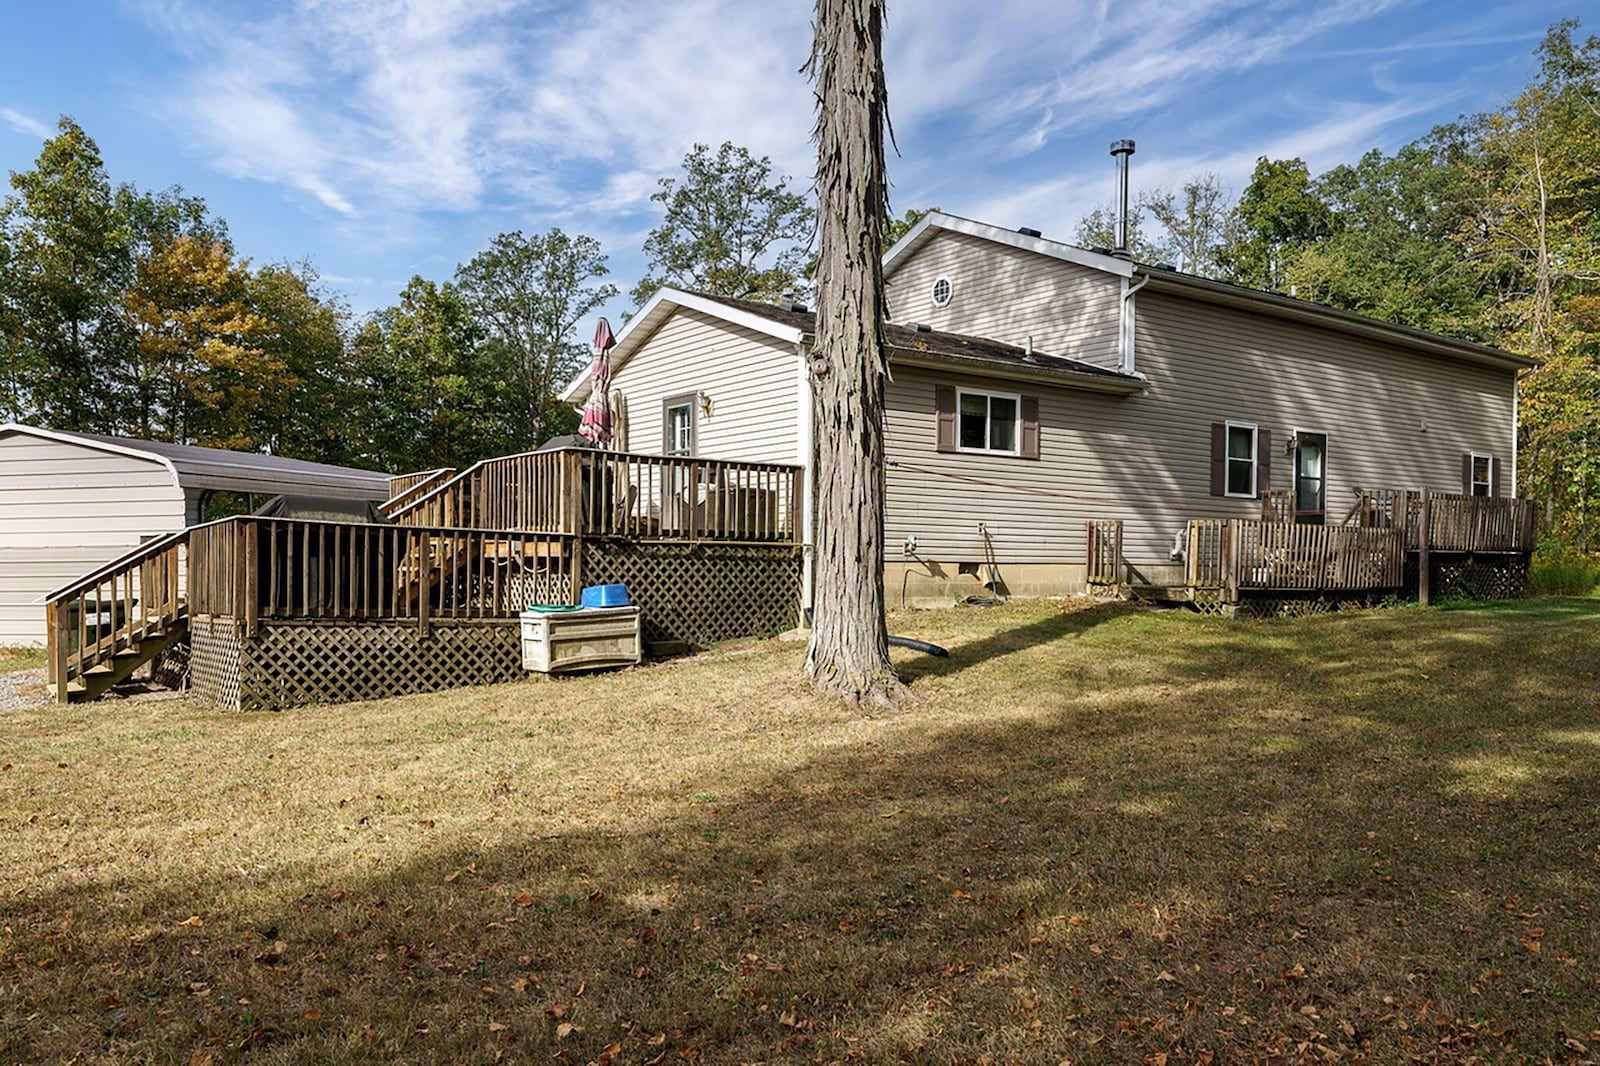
xmin=806 ymin=0 xmax=908 ymax=707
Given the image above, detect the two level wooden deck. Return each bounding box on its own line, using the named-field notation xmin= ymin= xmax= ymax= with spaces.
xmin=46 ymin=448 xmax=805 ymax=708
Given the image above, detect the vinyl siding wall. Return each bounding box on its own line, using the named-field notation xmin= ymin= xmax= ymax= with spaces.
xmin=885 ymin=231 xmax=1124 ymax=369
xmin=606 ymin=308 xmax=800 ymax=465
xmin=0 ymin=435 xmax=186 ymax=644
xmin=882 ymin=284 xmax=1518 ymax=573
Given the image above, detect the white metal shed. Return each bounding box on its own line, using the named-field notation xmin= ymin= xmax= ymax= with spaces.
xmin=0 ymin=423 xmax=392 ymax=645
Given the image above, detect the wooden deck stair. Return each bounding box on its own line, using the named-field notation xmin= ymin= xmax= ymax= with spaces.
xmin=46 ymin=528 xmax=190 ymax=704
xmin=52 ymin=617 xmax=188 ymax=701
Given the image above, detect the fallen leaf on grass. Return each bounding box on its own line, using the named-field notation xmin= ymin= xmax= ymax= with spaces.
xmin=514 ymin=892 xmax=534 ymax=908
xmin=488 ymin=1021 xmax=507 ymax=1033
xmin=178 ymin=916 xmax=204 ymax=928
xmin=546 ymin=1003 xmax=568 ymax=1020
xmin=556 ymin=1021 xmax=581 ymax=1039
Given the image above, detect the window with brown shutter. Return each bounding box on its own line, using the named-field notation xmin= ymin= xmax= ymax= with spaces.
xmin=1019 ymin=396 xmax=1040 ymax=460
xmin=1466 ymin=452 xmax=1495 ymax=497
xmin=1257 ymin=429 xmax=1272 ymax=494
xmin=1213 ymin=421 xmax=1260 ymax=497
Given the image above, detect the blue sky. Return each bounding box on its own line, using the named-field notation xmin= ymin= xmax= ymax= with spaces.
xmin=0 ymin=1 xmax=1582 ymax=325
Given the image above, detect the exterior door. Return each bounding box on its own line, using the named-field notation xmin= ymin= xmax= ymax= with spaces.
xmin=1294 ymin=432 xmax=1327 ymax=524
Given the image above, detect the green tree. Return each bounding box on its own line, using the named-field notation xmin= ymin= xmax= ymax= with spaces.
xmin=632 ymin=142 xmax=815 ymax=307
xmin=349 ymin=277 xmax=507 ymax=471
xmin=455 ymin=229 xmax=616 ymax=446
xmin=885 ymin=205 xmax=939 ymax=246
xmin=244 ymin=261 xmax=352 ymax=461
xmin=1072 ymin=199 xmax=1161 ymax=260
xmin=0 ymin=117 xmax=131 ymax=431
xmin=1143 ymin=173 xmax=1234 ymax=278
xmin=1285 ymin=141 xmax=1491 ymax=338
xmin=1218 ymin=157 xmax=1336 ymax=290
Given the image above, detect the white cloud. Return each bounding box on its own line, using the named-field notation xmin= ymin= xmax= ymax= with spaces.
xmin=1 ymin=107 xmax=53 ymax=141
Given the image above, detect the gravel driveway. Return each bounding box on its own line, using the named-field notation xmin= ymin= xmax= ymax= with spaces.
xmin=0 ymin=668 xmax=47 ymax=711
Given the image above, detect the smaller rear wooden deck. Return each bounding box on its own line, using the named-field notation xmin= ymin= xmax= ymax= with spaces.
xmin=1088 ymin=491 xmax=1537 ymax=613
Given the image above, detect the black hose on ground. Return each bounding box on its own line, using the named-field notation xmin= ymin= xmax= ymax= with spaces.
xmin=888 ymin=635 xmax=949 ymax=657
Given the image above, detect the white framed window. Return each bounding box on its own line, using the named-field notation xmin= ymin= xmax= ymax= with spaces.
xmin=930 ymin=276 xmax=953 ymax=307
xmin=957 ymin=388 xmax=1020 ymax=454
xmin=663 ymin=393 xmax=697 ymax=457
xmin=1225 ymin=421 xmax=1257 ymax=497
xmin=1470 ymin=452 xmax=1494 ymax=497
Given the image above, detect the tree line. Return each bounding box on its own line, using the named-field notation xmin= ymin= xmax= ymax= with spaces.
xmin=0 ymin=129 xmax=815 ymax=473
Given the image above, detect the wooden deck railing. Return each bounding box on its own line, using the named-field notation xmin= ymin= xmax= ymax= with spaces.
xmin=1085 ymin=519 xmax=1123 ymax=585
xmin=1185 ymin=518 xmax=1405 ymax=595
xmin=379 ymin=467 xmax=455 ymax=516
xmin=44 ymin=528 xmax=190 ymax=701
xmin=188 ymin=516 xmax=577 ymax=634
xmin=388 ymin=449 xmax=803 ymax=544
xmin=1345 ymin=490 xmax=1537 ymax=553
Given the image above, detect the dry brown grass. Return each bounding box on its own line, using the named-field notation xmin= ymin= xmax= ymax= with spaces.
xmin=4 ymin=598 xmax=1600 ymax=1063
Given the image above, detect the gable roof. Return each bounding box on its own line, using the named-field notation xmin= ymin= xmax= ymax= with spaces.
xmin=0 ymin=423 xmax=394 ymax=499
xmin=560 ymin=287 xmax=1146 ymax=404
xmin=883 ymin=211 xmax=1536 ymax=373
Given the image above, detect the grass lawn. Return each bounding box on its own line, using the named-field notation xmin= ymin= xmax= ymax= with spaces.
xmin=0 ymin=644 xmax=45 ymax=673
xmin=4 ymin=599 xmax=1600 ymax=1063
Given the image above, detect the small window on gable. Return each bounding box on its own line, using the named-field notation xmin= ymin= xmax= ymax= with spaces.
xmin=1226 ymin=422 xmax=1257 ymax=497
xmin=930 ymin=277 xmax=953 ymax=307
xmin=957 ymin=389 xmax=1018 ymax=454
xmin=1470 ymin=453 xmax=1493 ymax=497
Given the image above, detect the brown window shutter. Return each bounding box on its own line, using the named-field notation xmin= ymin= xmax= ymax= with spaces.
xmin=1209 ymin=423 xmax=1226 ymax=496
xmin=1491 ymin=455 xmax=1503 ymax=497
xmin=1019 ymin=396 xmax=1040 ymax=459
xmin=1461 ymin=452 xmax=1473 ymax=495
xmin=1257 ymin=429 xmax=1272 ymax=495
xmin=935 ymin=386 xmax=956 ymax=453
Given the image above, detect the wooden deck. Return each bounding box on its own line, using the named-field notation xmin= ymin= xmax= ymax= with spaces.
xmin=46 ymin=449 xmax=804 ymax=706
xmin=1088 ymin=491 xmax=1538 ymax=612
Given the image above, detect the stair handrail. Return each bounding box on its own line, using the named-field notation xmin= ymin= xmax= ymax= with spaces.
xmin=43 ymin=525 xmax=196 ymax=604
xmin=45 ymin=521 xmax=211 ymax=702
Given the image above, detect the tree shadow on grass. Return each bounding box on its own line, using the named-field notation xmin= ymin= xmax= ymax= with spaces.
xmin=893 ymin=600 xmax=1139 ymax=684
xmin=6 ymin=600 xmax=1600 ymax=1063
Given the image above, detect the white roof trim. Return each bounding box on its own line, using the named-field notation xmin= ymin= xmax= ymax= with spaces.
xmin=882 ymin=211 xmax=1135 ymax=280
xmin=560 ymin=287 xmax=807 ymax=404
xmin=0 ymin=422 xmax=182 ymax=491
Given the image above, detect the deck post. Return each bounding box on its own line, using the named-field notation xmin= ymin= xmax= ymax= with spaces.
xmin=48 ymin=602 xmax=69 ymax=704
xmin=1222 ymin=521 xmax=1238 ymax=604
xmin=1418 ymin=488 xmax=1432 ymax=607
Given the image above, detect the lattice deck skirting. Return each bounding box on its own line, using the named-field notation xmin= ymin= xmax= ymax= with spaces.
xmin=191 ymin=617 xmax=521 ymax=711
xmin=1412 ymin=552 xmax=1532 ymax=602
xmin=190 ymin=616 xmax=245 ymax=708
xmin=580 ymin=540 xmax=802 ymax=648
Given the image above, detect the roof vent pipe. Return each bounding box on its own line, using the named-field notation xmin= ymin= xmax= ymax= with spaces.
xmin=1110 ymin=138 xmax=1136 ymax=259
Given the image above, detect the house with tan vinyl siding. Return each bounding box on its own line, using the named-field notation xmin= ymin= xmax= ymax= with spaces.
xmin=563 ymin=212 xmax=1533 ymax=604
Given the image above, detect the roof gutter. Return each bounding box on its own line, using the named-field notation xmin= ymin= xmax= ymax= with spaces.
xmin=888 ymin=348 xmax=1146 ymax=394
xmin=1135 ymin=268 xmax=1538 ymax=372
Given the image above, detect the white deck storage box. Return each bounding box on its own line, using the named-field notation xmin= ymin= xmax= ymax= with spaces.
xmin=520 ymin=606 xmax=642 ymax=674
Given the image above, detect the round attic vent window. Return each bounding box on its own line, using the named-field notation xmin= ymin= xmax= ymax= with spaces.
xmin=930 ymin=277 xmax=953 ymax=307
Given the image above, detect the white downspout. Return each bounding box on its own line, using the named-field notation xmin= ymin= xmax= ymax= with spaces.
xmin=795 ymin=342 xmax=815 ymax=616
xmin=1511 ymin=374 xmax=1520 ymax=497
xmin=1119 ymin=273 xmax=1150 ymax=373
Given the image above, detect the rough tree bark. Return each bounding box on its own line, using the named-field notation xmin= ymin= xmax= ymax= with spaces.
xmin=805 ymin=0 xmax=909 ymax=707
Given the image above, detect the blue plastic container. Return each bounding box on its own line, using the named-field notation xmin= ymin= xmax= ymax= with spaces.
xmin=580 ymin=583 xmax=632 ymax=608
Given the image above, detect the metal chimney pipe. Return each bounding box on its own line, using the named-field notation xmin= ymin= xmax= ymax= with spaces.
xmin=1110 ymin=139 xmax=1136 ymax=257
